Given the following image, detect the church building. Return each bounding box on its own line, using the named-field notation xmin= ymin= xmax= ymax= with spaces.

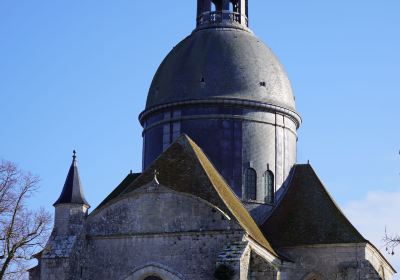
xmin=30 ymin=1 xmax=395 ymax=279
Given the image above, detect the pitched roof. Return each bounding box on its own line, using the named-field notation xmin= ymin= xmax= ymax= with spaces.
xmin=93 ymin=134 xmax=278 ymax=257
xmin=95 ymin=172 xmax=141 ymax=210
xmin=261 ymin=164 xmax=366 ymax=248
xmin=54 ymin=151 xmax=90 ymax=207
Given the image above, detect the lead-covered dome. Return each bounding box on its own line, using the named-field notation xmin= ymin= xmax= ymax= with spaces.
xmin=146 ymin=28 xmax=296 ymax=111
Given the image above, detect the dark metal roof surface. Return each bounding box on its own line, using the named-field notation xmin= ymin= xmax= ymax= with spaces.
xmin=146 ymin=28 xmax=296 ymax=111
xmin=261 ymin=164 xmax=366 ymax=247
xmin=54 ymin=153 xmax=90 ymax=207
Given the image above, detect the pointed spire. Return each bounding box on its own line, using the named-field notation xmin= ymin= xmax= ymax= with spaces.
xmin=53 ymin=151 xmax=90 ymax=207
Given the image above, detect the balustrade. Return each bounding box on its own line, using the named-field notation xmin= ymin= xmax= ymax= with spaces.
xmin=196 ymin=11 xmax=248 ymax=27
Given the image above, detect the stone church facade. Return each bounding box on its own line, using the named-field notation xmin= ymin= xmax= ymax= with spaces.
xmin=30 ymin=1 xmax=395 ymax=279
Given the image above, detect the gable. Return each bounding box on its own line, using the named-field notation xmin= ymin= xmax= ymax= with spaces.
xmin=93 ymin=134 xmax=278 ymax=257
xmin=261 ymin=164 xmax=366 ymax=247
xmin=95 ymin=172 xmax=141 ymax=210
xmin=88 ymin=183 xmax=240 ymax=236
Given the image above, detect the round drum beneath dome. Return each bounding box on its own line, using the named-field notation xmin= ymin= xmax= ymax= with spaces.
xmin=140 ymin=14 xmax=301 ymax=205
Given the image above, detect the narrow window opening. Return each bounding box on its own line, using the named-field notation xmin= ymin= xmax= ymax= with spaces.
xmin=211 ymin=0 xmax=223 ymax=11
xmin=260 ymin=81 xmax=266 ymax=87
xmin=211 ymin=2 xmax=217 ymax=12
xmin=230 ymin=0 xmax=240 ymax=13
xmin=163 ymin=111 xmax=181 ymax=151
xmin=172 ymin=110 xmax=181 ymax=141
xmin=200 ymin=77 xmax=205 ymax=83
xmin=234 ymin=2 xmax=239 ymax=13
xmin=264 ymin=170 xmax=274 ymax=204
xmin=244 ymin=168 xmax=257 ymax=201
xmin=162 ymin=123 xmax=171 ymax=151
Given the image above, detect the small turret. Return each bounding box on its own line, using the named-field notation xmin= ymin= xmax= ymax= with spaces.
xmin=53 ymin=151 xmax=89 ymax=235
xmin=36 ymin=151 xmax=90 ymax=279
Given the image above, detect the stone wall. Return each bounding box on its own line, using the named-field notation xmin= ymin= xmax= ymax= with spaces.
xmin=280 ymin=243 xmax=394 ymax=280
xmin=142 ymin=105 xmax=298 ymax=200
xmin=249 ymin=251 xmax=278 ymax=280
xmin=84 ymin=231 xmax=243 ymax=279
xmin=80 ymin=185 xmax=245 ymax=280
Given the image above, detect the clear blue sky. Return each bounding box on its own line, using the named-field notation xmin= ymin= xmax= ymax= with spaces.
xmin=1 ymin=0 xmax=399 ymax=272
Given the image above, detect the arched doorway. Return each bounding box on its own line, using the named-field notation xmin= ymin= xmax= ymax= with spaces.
xmin=303 ymin=272 xmax=323 ymax=280
xmin=124 ymin=263 xmax=184 ymax=280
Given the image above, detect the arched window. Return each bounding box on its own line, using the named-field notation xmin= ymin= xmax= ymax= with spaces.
xmin=229 ymin=0 xmax=239 ymax=13
xmin=244 ymin=168 xmax=257 ymax=200
xmin=144 ymin=277 xmax=163 ymax=280
xmin=211 ymin=2 xmax=217 ymax=12
xmin=264 ymin=170 xmax=274 ymax=204
xmin=229 ymin=2 xmax=234 ymax=12
xmin=211 ymin=0 xmax=222 ymax=11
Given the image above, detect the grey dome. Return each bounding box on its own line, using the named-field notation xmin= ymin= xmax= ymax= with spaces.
xmin=146 ymin=28 xmax=296 ymax=111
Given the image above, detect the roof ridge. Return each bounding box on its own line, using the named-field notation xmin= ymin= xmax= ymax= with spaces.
xmin=182 ymin=135 xmax=278 ymax=257
xmin=90 ymin=134 xmax=279 ymax=258
xmin=305 ymin=164 xmax=366 ymax=241
xmin=262 ymin=164 xmax=366 ymax=248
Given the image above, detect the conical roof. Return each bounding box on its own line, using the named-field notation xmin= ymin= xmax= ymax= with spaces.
xmin=54 ymin=151 xmax=90 ymax=207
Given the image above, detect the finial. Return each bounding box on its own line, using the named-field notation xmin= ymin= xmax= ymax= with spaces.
xmin=72 ymin=150 xmax=77 ymax=161
xmin=153 ymin=169 xmax=160 ymax=185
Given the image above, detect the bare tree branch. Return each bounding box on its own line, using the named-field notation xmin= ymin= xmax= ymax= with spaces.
xmin=0 ymin=160 xmax=51 ymax=280
xmin=384 ymin=227 xmax=400 ymax=256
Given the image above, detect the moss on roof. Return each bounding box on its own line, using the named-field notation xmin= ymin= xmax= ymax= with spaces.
xmin=261 ymin=164 xmax=366 ymax=248
xmin=94 ymin=134 xmax=277 ymax=257
xmin=185 ymin=136 xmax=278 ymax=257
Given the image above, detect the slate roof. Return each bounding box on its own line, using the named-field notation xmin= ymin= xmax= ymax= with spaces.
xmin=145 ymin=28 xmax=296 ymax=111
xmin=93 ymin=134 xmax=278 ymax=257
xmin=54 ymin=152 xmax=90 ymax=207
xmin=96 ymin=172 xmax=141 ymax=210
xmin=261 ymin=164 xmax=366 ymax=248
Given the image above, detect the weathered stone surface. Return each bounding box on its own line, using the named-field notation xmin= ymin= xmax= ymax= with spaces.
xmin=30 ymin=1 xmax=396 ymax=279
xmin=279 ymin=244 xmax=393 ymax=280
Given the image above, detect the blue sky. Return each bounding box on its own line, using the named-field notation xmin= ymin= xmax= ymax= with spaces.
xmin=1 ymin=0 xmax=399 ymax=273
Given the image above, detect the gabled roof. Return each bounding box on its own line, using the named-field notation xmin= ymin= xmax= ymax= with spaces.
xmin=54 ymin=151 xmax=90 ymax=207
xmin=95 ymin=172 xmax=141 ymax=210
xmin=261 ymin=164 xmax=366 ymax=248
xmin=94 ymin=134 xmax=278 ymax=257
